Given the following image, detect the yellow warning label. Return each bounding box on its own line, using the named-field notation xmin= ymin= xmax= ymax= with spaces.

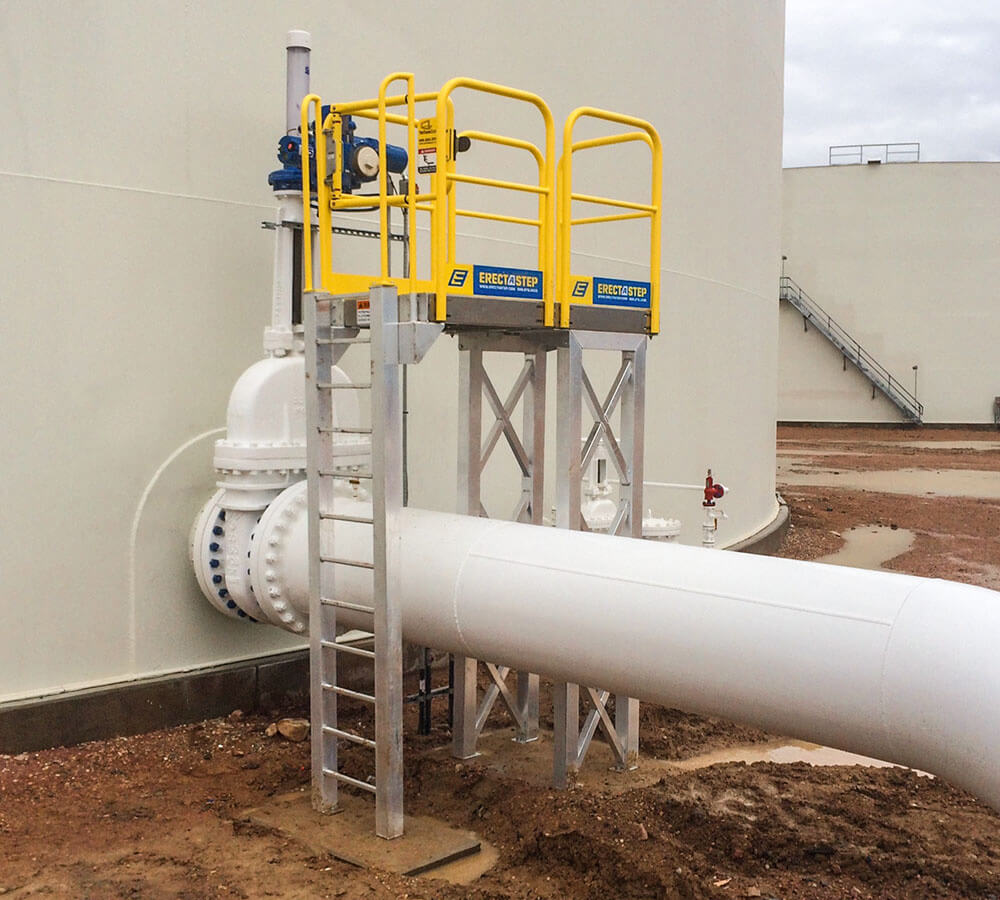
xmin=417 ymin=117 xmax=438 ymax=173
xmin=417 ymin=117 xmax=437 ymax=149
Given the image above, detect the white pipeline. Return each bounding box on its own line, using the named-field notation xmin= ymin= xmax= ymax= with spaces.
xmin=242 ymin=480 xmax=1000 ymax=812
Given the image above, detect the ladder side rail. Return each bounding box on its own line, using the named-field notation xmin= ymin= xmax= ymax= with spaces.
xmin=369 ymin=284 xmax=405 ymax=839
xmin=305 ymin=292 xmax=339 ymax=813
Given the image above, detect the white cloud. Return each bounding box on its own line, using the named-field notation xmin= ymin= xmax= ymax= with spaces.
xmin=784 ymin=0 xmax=1000 ymax=166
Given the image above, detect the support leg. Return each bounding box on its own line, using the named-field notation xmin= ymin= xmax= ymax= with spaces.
xmin=514 ymin=672 xmax=540 ymax=744
xmin=452 ymin=348 xmax=483 ymax=759
xmin=452 ymin=655 xmax=480 ymax=759
xmin=371 ymin=284 xmax=404 ymax=839
xmin=552 ymin=682 xmax=580 ymax=789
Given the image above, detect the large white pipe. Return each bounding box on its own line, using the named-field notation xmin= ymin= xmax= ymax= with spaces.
xmin=249 ymin=480 xmax=1000 ymax=810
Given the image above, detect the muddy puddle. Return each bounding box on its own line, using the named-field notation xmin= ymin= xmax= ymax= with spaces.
xmin=777 ymin=464 xmax=1000 ymax=498
xmin=815 ymin=524 xmax=915 ymax=570
xmin=427 ymin=840 xmax=501 ymax=884
xmin=896 ymin=439 xmax=1000 ymax=451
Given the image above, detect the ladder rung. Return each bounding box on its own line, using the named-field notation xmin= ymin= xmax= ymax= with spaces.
xmin=317 ymin=336 xmax=371 ymax=345
xmin=317 ymin=471 xmax=373 ymax=480
xmin=318 ymin=426 xmax=373 ymax=435
xmin=319 ymin=512 xmax=375 ymax=525
xmin=320 ymin=555 xmax=375 ymax=570
xmin=322 ymin=684 xmax=376 ymax=704
xmin=322 ymin=767 xmax=377 ymax=793
xmin=317 ymin=382 xmax=372 ymax=390
xmin=322 ymin=725 xmax=376 ymax=749
xmin=321 ymin=598 xmax=375 ymax=615
xmin=321 ymin=639 xmax=375 ymax=660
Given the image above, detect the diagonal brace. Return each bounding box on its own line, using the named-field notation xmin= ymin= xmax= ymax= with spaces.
xmin=580 ymin=687 xmax=629 ymax=769
xmin=481 ymin=362 xmax=533 ymax=476
xmin=581 ymin=360 xmax=632 ymax=480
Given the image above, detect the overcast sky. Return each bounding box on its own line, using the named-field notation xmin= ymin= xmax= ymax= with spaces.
xmin=784 ymin=0 xmax=1000 ymax=167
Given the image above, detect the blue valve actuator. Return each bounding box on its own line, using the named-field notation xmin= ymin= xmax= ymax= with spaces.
xmin=267 ymin=114 xmax=408 ymax=193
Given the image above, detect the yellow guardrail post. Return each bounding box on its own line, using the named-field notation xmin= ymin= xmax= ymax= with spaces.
xmin=377 ymin=73 xmax=416 ymax=290
xmin=558 ymin=108 xmax=662 ymax=334
xmin=446 ymin=98 xmax=457 ymax=268
xmin=300 ymin=94 xmax=332 ymax=293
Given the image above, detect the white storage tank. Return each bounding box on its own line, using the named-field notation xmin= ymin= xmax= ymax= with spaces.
xmin=0 ymin=2 xmax=784 ymax=710
xmin=780 ymin=161 xmax=1000 ymax=424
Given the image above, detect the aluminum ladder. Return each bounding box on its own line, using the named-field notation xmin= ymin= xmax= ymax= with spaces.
xmin=304 ymin=284 xmax=404 ymax=839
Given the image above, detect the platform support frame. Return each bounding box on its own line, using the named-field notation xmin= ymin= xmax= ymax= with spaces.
xmin=552 ymin=329 xmax=646 ymax=787
xmin=452 ymin=332 xmax=552 ymax=758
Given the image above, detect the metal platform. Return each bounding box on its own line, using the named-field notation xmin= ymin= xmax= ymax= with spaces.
xmin=443 ymin=296 xmax=650 ymax=335
xmin=331 ymin=292 xmax=649 ymax=338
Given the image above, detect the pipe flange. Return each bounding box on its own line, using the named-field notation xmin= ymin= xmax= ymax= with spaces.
xmin=219 ymin=508 xmax=268 ymax=621
xmin=189 ymin=489 xmax=253 ymax=621
xmin=250 ymin=480 xmax=310 ymax=634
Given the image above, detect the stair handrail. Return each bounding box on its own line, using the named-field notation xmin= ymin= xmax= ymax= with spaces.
xmin=779 ymin=275 xmax=923 ymax=419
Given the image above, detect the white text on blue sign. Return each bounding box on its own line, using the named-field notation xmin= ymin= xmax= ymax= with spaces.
xmin=592 ymin=277 xmax=651 ymax=309
xmin=473 ymin=265 xmax=543 ymax=300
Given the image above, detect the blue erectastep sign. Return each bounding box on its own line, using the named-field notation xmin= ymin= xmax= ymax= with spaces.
xmin=591 ymin=277 xmax=651 ymax=309
xmin=471 ymin=265 xmax=544 ymax=300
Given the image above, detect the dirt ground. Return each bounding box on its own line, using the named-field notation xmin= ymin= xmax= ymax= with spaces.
xmin=3 ymin=425 xmax=1000 ymax=899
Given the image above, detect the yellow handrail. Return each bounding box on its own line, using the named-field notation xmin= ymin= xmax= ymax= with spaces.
xmin=377 ymin=73 xmax=416 ymax=293
xmin=460 ymin=130 xmax=547 ymax=274
xmin=558 ymin=107 xmax=662 ymax=334
xmin=334 ymin=91 xmax=438 ymax=115
xmin=306 ymin=77 xmax=662 ymax=339
xmin=434 ymin=78 xmax=556 ymax=326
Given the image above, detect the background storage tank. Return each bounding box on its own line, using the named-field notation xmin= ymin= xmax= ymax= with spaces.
xmin=779 ymin=161 xmax=1000 ymax=424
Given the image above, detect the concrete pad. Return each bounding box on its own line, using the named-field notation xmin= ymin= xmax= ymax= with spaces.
xmin=246 ymin=791 xmax=485 ymax=879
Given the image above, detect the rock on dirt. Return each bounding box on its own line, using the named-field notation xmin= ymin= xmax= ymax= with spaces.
xmin=276 ymin=718 xmax=310 ymax=742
